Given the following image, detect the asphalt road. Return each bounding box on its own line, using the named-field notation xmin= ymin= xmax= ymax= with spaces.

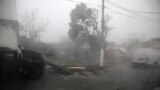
xmin=1 ymin=62 xmax=160 ymax=90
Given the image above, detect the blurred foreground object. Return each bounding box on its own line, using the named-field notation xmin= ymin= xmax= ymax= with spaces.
xmin=0 ymin=0 xmax=44 ymax=80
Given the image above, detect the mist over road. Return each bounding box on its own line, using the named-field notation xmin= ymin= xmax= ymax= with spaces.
xmin=1 ymin=62 xmax=160 ymax=90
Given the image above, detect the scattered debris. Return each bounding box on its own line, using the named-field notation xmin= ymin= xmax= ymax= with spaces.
xmin=45 ymin=61 xmax=102 ymax=76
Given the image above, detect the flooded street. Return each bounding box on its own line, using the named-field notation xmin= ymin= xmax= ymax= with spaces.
xmin=1 ymin=62 xmax=160 ymax=90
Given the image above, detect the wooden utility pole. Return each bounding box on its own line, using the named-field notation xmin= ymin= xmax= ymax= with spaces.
xmin=100 ymin=0 xmax=105 ymax=67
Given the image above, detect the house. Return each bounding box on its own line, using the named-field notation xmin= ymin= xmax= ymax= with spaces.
xmin=131 ymin=38 xmax=160 ymax=66
xmin=143 ymin=38 xmax=160 ymax=49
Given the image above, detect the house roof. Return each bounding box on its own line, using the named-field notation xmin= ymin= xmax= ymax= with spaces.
xmin=143 ymin=38 xmax=160 ymax=49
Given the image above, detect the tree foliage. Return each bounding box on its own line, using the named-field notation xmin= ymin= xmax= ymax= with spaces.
xmin=18 ymin=11 xmax=54 ymax=56
xmin=68 ymin=3 xmax=102 ymax=63
xmin=69 ymin=3 xmax=101 ymax=47
xmin=19 ymin=11 xmax=48 ymax=42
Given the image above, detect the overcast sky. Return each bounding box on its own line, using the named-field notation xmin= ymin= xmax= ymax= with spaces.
xmin=16 ymin=0 xmax=160 ymax=44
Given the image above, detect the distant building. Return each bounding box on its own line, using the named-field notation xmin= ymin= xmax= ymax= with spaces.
xmin=143 ymin=38 xmax=160 ymax=49
xmin=130 ymin=38 xmax=160 ymax=65
xmin=105 ymin=47 xmax=129 ymax=64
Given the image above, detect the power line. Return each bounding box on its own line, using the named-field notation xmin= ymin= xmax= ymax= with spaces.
xmin=108 ymin=0 xmax=148 ymax=32
xmin=66 ymin=0 xmax=160 ymax=28
xmin=107 ymin=1 xmax=160 ymax=26
xmin=67 ymin=0 xmax=102 ymax=8
xmin=67 ymin=0 xmax=159 ymax=22
xmin=107 ymin=8 xmax=140 ymax=21
xmin=107 ymin=0 xmax=160 ymax=30
xmin=107 ymin=7 xmax=160 ymax=29
xmin=106 ymin=1 xmax=157 ymax=22
xmin=135 ymin=0 xmax=160 ymax=14
xmin=134 ymin=11 xmax=160 ymax=14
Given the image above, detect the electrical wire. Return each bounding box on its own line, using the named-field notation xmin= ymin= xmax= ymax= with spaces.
xmin=66 ymin=0 xmax=160 ymax=24
xmin=134 ymin=11 xmax=160 ymax=14
xmin=107 ymin=0 xmax=160 ymax=29
xmin=107 ymin=7 xmax=160 ymax=28
xmin=106 ymin=1 xmax=159 ymax=24
xmin=63 ymin=0 xmax=160 ymax=30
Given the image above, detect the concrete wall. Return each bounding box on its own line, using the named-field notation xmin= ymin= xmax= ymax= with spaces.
xmin=0 ymin=0 xmax=19 ymax=50
xmin=0 ymin=0 xmax=17 ymax=20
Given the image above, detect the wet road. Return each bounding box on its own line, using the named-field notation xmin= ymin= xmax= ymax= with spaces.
xmin=1 ymin=63 xmax=160 ymax=90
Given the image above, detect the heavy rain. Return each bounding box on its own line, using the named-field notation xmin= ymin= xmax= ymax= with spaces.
xmin=0 ymin=0 xmax=160 ymax=90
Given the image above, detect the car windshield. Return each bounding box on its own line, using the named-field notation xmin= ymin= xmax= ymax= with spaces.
xmin=0 ymin=0 xmax=160 ymax=90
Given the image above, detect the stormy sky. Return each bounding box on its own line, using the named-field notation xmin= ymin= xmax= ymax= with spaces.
xmin=16 ymin=0 xmax=160 ymax=44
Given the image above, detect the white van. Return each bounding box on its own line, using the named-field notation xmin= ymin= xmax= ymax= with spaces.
xmin=131 ymin=48 xmax=160 ymax=68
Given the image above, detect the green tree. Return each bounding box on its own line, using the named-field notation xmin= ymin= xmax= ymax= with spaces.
xmin=68 ymin=3 xmax=101 ymax=64
xmin=69 ymin=3 xmax=101 ymax=46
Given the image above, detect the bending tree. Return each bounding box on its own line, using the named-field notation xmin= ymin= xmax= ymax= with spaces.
xmin=68 ymin=3 xmax=101 ymax=63
xmin=68 ymin=3 xmax=111 ymax=64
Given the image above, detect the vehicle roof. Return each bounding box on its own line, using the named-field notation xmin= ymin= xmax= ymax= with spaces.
xmin=132 ymin=48 xmax=160 ymax=60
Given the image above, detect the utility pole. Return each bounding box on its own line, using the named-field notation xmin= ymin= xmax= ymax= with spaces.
xmin=100 ymin=0 xmax=105 ymax=67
